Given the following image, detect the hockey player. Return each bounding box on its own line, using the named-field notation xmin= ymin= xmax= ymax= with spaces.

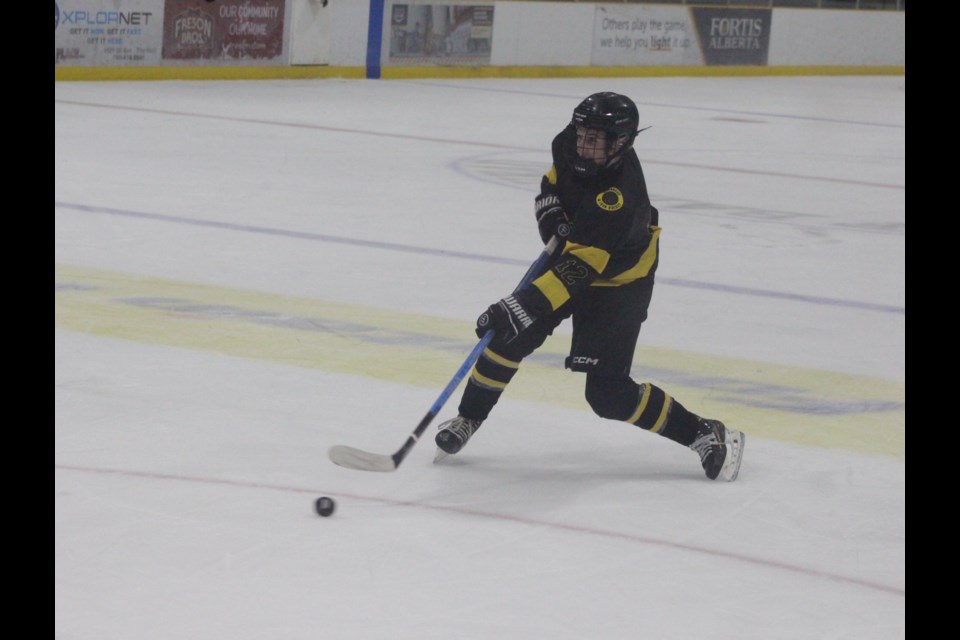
xmin=435 ymin=92 xmax=745 ymax=481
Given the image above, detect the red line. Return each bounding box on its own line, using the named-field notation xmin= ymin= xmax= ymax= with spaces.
xmin=56 ymin=463 xmax=903 ymax=598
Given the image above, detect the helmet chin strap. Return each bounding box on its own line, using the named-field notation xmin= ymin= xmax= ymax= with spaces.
xmin=603 ymin=126 xmax=649 ymax=167
xmin=605 ymin=135 xmax=629 ymax=164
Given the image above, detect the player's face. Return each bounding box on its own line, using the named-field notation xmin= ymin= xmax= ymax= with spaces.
xmin=576 ymin=127 xmax=611 ymax=166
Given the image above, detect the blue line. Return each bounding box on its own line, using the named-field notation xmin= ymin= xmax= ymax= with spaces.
xmin=55 ymin=201 xmax=905 ymax=316
xmin=655 ymin=278 xmax=904 ymax=314
xmin=55 ymin=201 xmax=522 ymax=266
xmin=365 ymin=0 xmax=384 ymax=79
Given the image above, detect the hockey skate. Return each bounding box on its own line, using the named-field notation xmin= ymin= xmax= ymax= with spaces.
xmin=689 ymin=419 xmax=745 ymax=482
xmin=435 ymin=416 xmax=482 ymax=456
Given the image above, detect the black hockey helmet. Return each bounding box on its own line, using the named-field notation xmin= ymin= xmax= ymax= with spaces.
xmin=566 ymin=92 xmax=642 ymax=177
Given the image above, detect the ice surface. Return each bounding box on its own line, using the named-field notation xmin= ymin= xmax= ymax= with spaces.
xmin=56 ymin=75 xmax=904 ymax=640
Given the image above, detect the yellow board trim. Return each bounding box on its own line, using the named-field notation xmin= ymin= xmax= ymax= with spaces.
xmin=55 ymin=66 xmax=367 ymax=82
xmin=378 ymin=65 xmax=905 ymax=80
xmin=56 ymin=65 xmax=905 ymax=83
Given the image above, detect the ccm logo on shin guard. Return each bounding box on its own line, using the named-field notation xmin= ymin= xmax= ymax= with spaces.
xmin=571 ymin=356 xmax=599 ymax=365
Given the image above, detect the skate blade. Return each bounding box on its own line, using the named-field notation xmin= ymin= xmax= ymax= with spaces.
xmin=720 ymin=431 xmax=745 ymax=482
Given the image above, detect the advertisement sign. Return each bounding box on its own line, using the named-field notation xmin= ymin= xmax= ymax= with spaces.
xmin=691 ymin=7 xmax=771 ymax=66
xmin=161 ymin=0 xmax=285 ymax=63
xmin=590 ymin=4 xmax=771 ymax=67
xmin=591 ymin=5 xmax=700 ymax=67
xmin=387 ymin=4 xmax=494 ymax=65
xmin=55 ymin=0 xmax=163 ymax=66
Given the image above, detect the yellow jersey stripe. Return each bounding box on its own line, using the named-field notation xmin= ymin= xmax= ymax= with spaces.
xmin=563 ymin=242 xmax=610 ymax=273
xmin=533 ymin=271 xmax=571 ymax=310
xmin=545 ymin=165 xmax=557 ymax=185
xmin=594 ymin=226 xmax=661 ymax=286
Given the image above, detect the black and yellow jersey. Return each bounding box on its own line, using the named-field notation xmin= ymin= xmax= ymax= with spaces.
xmin=529 ymin=125 xmax=661 ymax=314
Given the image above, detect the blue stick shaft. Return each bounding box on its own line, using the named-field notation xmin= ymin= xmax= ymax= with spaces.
xmin=391 ymin=239 xmax=559 ymax=466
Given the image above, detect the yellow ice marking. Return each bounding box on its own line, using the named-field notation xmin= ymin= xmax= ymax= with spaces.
xmin=55 ymin=263 xmax=474 ymax=387
xmin=55 ymin=264 xmax=903 ymax=458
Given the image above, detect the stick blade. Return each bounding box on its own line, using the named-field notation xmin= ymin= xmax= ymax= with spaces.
xmin=328 ymin=445 xmax=398 ymax=473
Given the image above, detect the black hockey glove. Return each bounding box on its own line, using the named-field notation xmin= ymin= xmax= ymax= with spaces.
xmin=534 ymin=193 xmax=571 ymax=245
xmin=476 ymin=291 xmax=538 ymax=343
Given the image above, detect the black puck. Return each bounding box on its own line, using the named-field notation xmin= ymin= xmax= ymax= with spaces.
xmin=315 ymin=496 xmax=336 ymax=517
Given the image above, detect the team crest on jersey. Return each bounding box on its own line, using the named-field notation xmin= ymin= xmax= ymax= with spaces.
xmin=596 ymin=187 xmax=624 ymax=211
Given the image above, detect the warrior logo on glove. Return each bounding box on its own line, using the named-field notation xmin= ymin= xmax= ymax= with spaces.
xmin=476 ymin=294 xmax=537 ymax=343
xmin=502 ymin=296 xmax=534 ymax=328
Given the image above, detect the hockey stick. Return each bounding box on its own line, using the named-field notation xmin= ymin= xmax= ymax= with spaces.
xmin=328 ymin=236 xmax=560 ymax=472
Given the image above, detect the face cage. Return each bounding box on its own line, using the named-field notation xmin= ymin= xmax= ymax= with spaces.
xmin=566 ymin=127 xmax=632 ymax=177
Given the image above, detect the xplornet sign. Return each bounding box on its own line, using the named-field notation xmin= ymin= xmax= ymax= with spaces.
xmin=55 ymin=0 xmax=163 ymax=66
